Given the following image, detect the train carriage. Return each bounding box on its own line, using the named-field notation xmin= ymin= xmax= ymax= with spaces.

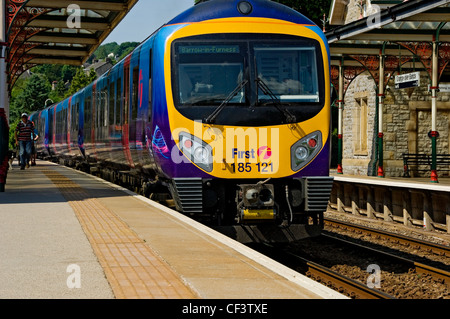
xmin=32 ymin=0 xmax=333 ymax=242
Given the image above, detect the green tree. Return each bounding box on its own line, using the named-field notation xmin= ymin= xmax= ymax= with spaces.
xmin=66 ymin=68 xmax=97 ymax=97
xmin=271 ymin=0 xmax=331 ymax=26
xmin=32 ymin=64 xmax=78 ymax=84
xmin=61 ymin=65 xmax=77 ymax=83
xmin=10 ymin=74 xmax=51 ymax=115
xmin=88 ymin=41 xmax=139 ymax=64
xmin=89 ymin=41 xmax=119 ymax=63
xmin=8 ymin=117 xmax=20 ymax=150
xmin=48 ymin=80 xmax=67 ymax=104
xmin=117 ymin=46 xmax=135 ymax=61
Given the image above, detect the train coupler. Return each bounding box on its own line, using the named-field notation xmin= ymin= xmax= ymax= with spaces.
xmin=236 ymin=180 xmax=277 ymax=223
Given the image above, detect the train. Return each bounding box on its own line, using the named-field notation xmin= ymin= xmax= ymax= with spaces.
xmin=30 ymin=0 xmax=333 ymax=242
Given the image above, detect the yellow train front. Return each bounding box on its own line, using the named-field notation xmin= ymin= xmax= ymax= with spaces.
xmin=155 ymin=0 xmax=332 ymax=241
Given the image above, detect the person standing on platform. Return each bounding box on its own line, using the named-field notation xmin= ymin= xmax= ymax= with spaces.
xmin=14 ymin=113 xmax=35 ymax=170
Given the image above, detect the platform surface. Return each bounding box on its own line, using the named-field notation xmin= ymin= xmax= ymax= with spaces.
xmin=0 ymin=161 xmax=345 ymax=299
xmin=331 ymin=172 xmax=450 ymax=192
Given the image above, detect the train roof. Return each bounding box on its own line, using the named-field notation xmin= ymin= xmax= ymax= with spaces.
xmin=167 ymin=0 xmax=316 ymax=27
xmin=31 ymin=0 xmax=318 ymax=118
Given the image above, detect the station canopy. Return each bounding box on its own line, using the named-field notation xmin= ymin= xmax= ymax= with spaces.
xmin=325 ymin=0 xmax=450 ymax=93
xmin=7 ymin=0 xmax=139 ymax=87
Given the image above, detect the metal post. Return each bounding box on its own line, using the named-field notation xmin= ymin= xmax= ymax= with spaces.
xmin=377 ymin=48 xmax=385 ymax=177
xmin=337 ymin=59 xmax=344 ymax=174
xmin=430 ymin=36 xmax=439 ymax=183
xmin=0 ymin=0 xmax=7 ymax=122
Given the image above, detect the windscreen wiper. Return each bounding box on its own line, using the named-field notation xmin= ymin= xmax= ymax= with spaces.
xmin=255 ymin=77 xmax=297 ymax=124
xmin=204 ymin=79 xmax=248 ymax=124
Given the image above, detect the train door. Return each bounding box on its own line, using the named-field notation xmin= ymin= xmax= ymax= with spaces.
xmin=78 ymin=90 xmax=86 ymax=158
xmin=113 ymin=64 xmax=126 ymax=165
xmin=95 ymin=77 xmax=109 ymax=162
xmin=108 ymin=71 xmax=116 ymax=163
xmin=52 ymin=105 xmax=57 ymax=155
xmin=91 ymin=82 xmax=98 ymax=160
xmin=38 ymin=110 xmax=47 ymax=157
xmin=122 ymin=55 xmax=134 ymax=167
xmin=101 ymin=77 xmax=110 ymax=161
xmin=70 ymin=93 xmax=81 ymax=158
xmin=84 ymin=86 xmax=92 ymax=158
xmin=138 ymin=40 xmax=153 ymax=169
xmin=67 ymin=97 xmax=73 ymax=155
xmin=62 ymin=99 xmax=69 ymax=157
xmin=130 ymin=46 xmax=142 ymax=167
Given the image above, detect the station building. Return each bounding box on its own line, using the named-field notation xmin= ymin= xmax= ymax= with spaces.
xmin=327 ymin=0 xmax=450 ymax=178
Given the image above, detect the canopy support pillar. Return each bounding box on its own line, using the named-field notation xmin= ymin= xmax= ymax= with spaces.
xmin=337 ymin=58 xmax=344 ymax=174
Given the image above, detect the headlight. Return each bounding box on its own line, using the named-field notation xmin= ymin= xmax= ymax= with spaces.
xmin=291 ymin=131 xmax=323 ymax=171
xmin=295 ymin=146 xmax=308 ymax=161
xmin=179 ymin=132 xmax=213 ymax=172
xmin=194 ymin=146 xmax=209 ymax=164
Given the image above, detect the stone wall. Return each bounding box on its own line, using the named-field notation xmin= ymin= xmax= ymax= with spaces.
xmin=336 ymin=0 xmax=450 ymax=177
xmin=342 ymin=70 xmax=450 ymax=177
xmin=342 ymin=72 xmax=376 ymax=175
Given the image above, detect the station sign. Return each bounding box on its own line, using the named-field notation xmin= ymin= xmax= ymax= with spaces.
xmin=395 ymin=71 xmax=420 ymax=89
xmin=428 ymin=83 xmax=450 ymax=93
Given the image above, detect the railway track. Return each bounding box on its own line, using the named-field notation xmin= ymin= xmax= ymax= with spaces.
xmin=292 ymin=234 xmax=450 ymax=298
xmin=253 ymin=226 xmax=450 ymax=299
xmin=324 ymin=217 xmax=450 ymax=258
xmin=252 ymin=241 xmax=396 ymax=299
xmin=323 ymin=233 xmax=449 ymax=289
xmin=282 ymin=247 xmax=395 ymax=299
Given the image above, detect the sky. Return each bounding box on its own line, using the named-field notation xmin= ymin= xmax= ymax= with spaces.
xmin=103 ymin=0 xmax=195 ymax=44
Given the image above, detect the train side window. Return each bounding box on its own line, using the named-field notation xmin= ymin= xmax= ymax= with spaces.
xmin=95 ymin=90 xmax=99 ymax=129
xmin=69 ymin=100 xmax=72 ymax=130
xmin=75 ymin=101 xmax=79 ymax=130
xmin=116 ymin=78 xmax=121 ymax=125
xmin=85 ymin=96 xmax=91 ymax=128
xmin=109 ymin=81 xmax=115 ymax=125
xmin=124 ymin=65 xmax=130 ymax=125
xmin=103 ymin=87 xmax=108 ymax=127
xmin=64 ymin=107 xmax=68 ymax=134
xmin=98 ymin=89 xmax=102 ymax=128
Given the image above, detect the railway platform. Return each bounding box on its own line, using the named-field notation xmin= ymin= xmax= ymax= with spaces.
xmin=0 ymin=160 xmax=345 ymax=300
xmin=329 ymin=173 xmax=450 ymax=235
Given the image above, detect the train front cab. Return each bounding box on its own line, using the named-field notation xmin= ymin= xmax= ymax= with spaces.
xmin=155 ymin=9 xmax=333 ymax=241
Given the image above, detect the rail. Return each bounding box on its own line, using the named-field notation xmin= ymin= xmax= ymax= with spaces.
xmin=324 ymin=218 xmax=450 ymax=260
xmin=285 ymin=251 xmax=395 ymax=299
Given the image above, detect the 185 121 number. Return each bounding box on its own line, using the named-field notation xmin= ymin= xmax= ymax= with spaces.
xmin=230 ymin=162 xmax=273 ymax=173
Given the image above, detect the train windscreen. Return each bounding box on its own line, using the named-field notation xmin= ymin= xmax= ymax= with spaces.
xmin=176 ymin=44 xmax=246 ymax=106
xmin=171 ymin=34 xmax=325 ymax=126
xmin=254 ymin=46 xmax=319 ymax=103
